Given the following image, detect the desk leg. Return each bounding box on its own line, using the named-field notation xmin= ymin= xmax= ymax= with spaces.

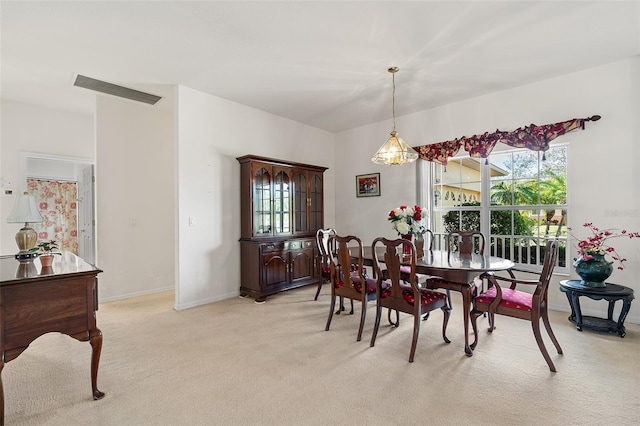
xmin=90 ymin=328 xmax=105 ymax=400
xmin=462 ymin=288 xmax=473 ymax=357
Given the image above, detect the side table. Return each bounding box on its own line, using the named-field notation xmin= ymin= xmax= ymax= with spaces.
xmin=559 ymin=280 xmax=634 ymax=338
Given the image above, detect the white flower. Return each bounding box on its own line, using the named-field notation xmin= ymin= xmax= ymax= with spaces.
xmin=396 ymin=221 xmax=410 ymax=235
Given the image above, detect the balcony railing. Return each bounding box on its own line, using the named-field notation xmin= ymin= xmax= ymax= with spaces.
xmin=432 ymin=233 xmax=568 ymax=269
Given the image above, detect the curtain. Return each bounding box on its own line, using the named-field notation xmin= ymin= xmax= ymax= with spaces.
xmin=414 ymin=115 xmax=600 ymax=165
xmin=27 ymin=179 xmax=78 ymax=254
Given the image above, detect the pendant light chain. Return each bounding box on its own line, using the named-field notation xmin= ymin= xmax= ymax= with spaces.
xmin=391 ymin=70 xmax=396 ymax=133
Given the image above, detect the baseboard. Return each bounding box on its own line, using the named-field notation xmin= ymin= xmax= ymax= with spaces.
xmin=173 ymin=290 xmax=240 ymax=310
xmin=99 ymin=285 xmax=175 ymax=303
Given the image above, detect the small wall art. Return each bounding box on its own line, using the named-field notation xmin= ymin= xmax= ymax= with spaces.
xmin=356 ymin=173 xmax=380 ymax=197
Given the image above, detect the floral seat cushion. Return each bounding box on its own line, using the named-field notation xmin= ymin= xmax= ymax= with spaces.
xmin=474 ymin=286 xmax=533 ymax=312
xmin=399 ymin=283 xmax=447 ymax=306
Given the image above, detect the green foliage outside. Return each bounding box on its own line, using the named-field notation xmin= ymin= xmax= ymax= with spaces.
xmin=442 ymin=202 xmax=532 ymax=236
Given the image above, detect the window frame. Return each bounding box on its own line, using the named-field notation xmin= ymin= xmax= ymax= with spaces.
xmin=421 ymin=143 xmax=569 ymax=273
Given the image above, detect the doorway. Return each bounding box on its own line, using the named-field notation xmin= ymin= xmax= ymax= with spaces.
xmin=19 ymin=152 xmax=96 ymax=264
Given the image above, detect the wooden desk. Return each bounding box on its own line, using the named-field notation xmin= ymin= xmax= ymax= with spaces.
xmin=0 ymin=253 xmax=104 ymax=425
xmin=356 ymin=248 xmax=514 ymax=356
xmin=559 ymin=279 xmax=634 ymax=337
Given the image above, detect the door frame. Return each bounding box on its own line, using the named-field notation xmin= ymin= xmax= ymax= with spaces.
xmin=18 ymin=151 xmax=96 ymax=263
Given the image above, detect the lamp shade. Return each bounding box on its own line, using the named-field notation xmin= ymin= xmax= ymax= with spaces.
xmin=7 ymin=192 xmax=43 ymax=223
xmin=371 ymin=131 xmax=419 ymax=165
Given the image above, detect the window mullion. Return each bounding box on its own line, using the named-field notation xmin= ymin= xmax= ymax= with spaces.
xmin=480 ymin=158 xmax=491 ymax=252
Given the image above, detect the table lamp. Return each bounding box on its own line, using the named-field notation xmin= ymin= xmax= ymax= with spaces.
xmin=6 ymin=192 xmax=43 ymax=260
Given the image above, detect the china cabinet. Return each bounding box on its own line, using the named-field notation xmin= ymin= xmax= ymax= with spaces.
xmin=237 ymin=155 xmax=327 ymax=302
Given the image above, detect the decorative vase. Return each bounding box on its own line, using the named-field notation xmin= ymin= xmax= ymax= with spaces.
xmin=39 ymin=254 xmax=54 ymax=268
xmin=573 ymin=253 xmax=613 ymax=288
xmin=401 ymin=234 xmax=413 ymax=257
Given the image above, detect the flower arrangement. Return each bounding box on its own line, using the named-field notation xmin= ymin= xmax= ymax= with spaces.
xmin=568 ymin=223 xmax=640 ymax=270
xmin=388 ymin=205 xmax=427 ymax=236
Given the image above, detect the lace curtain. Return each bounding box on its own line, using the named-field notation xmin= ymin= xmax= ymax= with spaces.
xmin=27 ymin=178 xmax=78 ymax=254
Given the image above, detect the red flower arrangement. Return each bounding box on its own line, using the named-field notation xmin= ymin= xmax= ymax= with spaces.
xmin=388 ymin=205 xmax=427 ymax=236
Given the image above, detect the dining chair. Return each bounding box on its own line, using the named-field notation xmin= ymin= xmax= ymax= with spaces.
xmin=470 ymin=239 xmax=562 ymax=372
xmin=316 ymin=228 xmax=352 ymax=314
xmin=370 ymin=237 xmax=450 ymax=362
xmin=325 ymin=234 xmax=380 ymax=341
xmin=314 ymin=228 xmax=336 ymax=301
xmin=438 ymin=230 xmax=488 ymax=308
xmin=399 ymin=229 xmax=434 ymax=283
xmin=447 ymin=230 xmax=486 ymax=258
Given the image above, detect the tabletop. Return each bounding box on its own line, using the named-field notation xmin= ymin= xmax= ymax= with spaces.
xmin=357 ymin=247 xmax=514 ymax=273
xmin=0 ymin=252 xmax=101 ymax=284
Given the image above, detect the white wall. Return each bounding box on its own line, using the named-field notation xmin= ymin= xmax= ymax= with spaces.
xmin=335 ymin=57 xmax=640 ymax=323
xmin=0 ymin=100 xmax=94 ymax=254
xmin=95 ymin=89 xmax=176 ymax=301
xmin=175 ymin=86 xmax=336 ymax=309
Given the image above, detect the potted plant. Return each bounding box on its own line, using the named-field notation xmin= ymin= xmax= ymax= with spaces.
xmin=568 ymin=222 xmax=640 ymax=287
xmin=30 ymin=240 xmax=60 ymax=267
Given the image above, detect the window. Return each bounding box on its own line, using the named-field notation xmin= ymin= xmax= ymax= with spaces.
xmin=426 ymin=144 xmax=568 ymax=270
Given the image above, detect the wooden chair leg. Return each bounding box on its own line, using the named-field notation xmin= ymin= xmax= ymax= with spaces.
xmin=388 ymin=308 xmax=399 ymax=327
xmin=487 ymin=313 xmax=495 ymax=332
xmin=314 ymin=279 xmax=324 ymax=301
xmin=356 ymin=299 xmax=367 ymax=341
xmin=531 ymin=318 xmax=557 ymax=372
xmin=409 ymin=312 xmax=421 ymax=363
xmin=325 ymin=295 xmax=336 ymax=331
xmin=370 ymin=305 xmax=383 ymax=347
xmin=542 ymin=308 xmax=563 ymax=355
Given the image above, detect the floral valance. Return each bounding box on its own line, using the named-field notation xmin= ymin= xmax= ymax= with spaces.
xmin=414 ymin=115 xmax=600 ymax=165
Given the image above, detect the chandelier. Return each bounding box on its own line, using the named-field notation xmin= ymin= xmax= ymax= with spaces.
xmin=371 ymin=67 xmax=419 ymax=166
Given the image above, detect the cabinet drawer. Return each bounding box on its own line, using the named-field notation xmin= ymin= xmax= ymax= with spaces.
xmin=288 ymin=239 xmax=315 ymax=250
xmin=261 ymin=242 xmax=285 ymax=253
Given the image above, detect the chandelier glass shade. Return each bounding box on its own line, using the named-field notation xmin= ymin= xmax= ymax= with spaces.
xmin=372 ymin=67 xmax=419 ymax=166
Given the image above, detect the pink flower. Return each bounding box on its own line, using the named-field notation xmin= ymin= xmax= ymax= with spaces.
xmin=569 ymin=222 xmax=639 ymax=271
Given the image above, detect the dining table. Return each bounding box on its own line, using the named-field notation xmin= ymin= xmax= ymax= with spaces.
xmin=353 ymin=247 xmax=514 ymax=356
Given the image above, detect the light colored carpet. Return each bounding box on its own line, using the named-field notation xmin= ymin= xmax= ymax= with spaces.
xmin=4 ymin=285 xmax=639 ymax=425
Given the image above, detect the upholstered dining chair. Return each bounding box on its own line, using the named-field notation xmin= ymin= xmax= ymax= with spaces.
xmin=399 ymin=229 xmax=434 ymax=282
xmin=325 ymin=234 xmax=379 ymax=341
xmin=439 ymin=230 xmax=488 ymax=308
xmin=470 ymin=239 xmax=562 ymax=372
xmin=447 ymin=230 xmax=485 ymax=257
xmin=370 ymin=237 xmax=450 ymax=362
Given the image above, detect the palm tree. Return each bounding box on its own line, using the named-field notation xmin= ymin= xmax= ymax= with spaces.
xmin=490 ymin=180 xmax=538 ymax=206
xmin=539 ymin=175 xmax=567 ymax=237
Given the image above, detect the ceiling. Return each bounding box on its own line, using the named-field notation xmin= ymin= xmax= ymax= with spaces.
xmin=2 ymin=1 xmax=639 ymax=133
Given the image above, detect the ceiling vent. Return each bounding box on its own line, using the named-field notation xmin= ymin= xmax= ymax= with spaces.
xmin=73 ymin=74 xmax=162 ymax=105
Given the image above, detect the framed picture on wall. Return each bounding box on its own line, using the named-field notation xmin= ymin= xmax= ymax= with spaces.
xmin=356 ymin=173 xmax=381 ymax=197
